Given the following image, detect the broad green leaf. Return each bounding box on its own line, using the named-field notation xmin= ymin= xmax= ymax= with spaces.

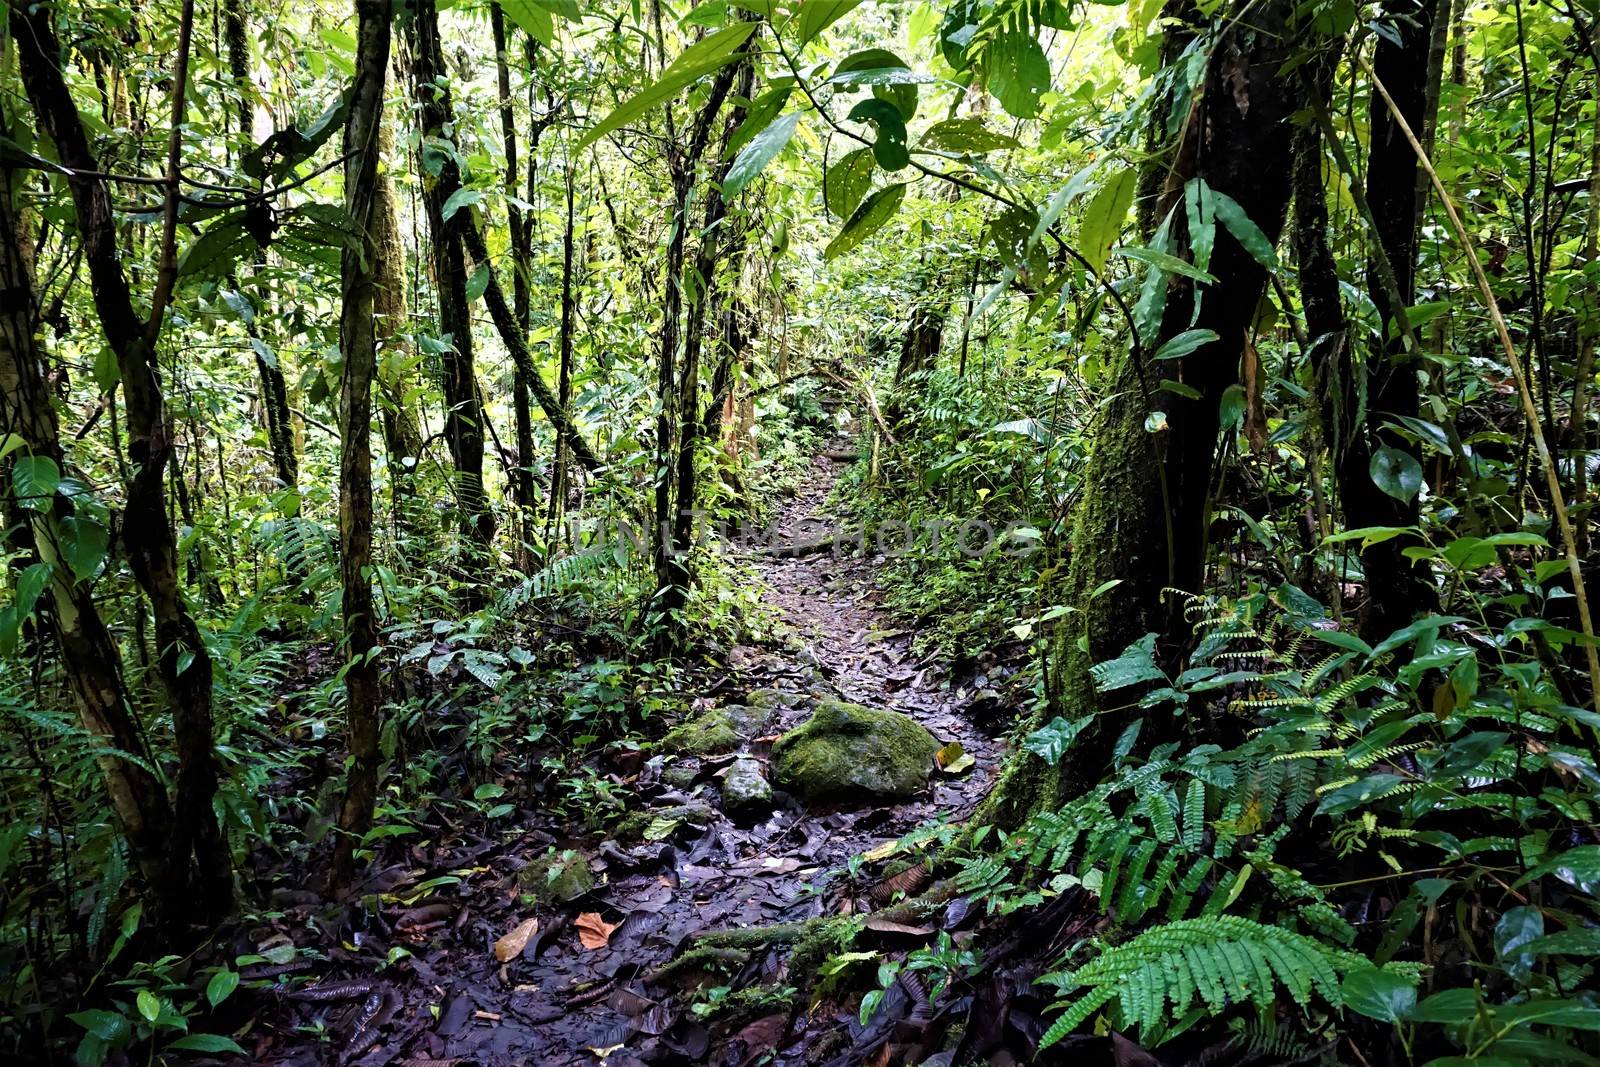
xmin=59 ymin=516 xmax=109 ymax=581
xmin=1184 ymin=177 xmax=1217 ymax=273
xmin=830 ymin=48 xmax=921 ymax=119
xmin=441 ymin=188 xmax=484 ymax=222
xmin=1116 ymin=243 xmax=1218 ymax=284
xmin=1370 ymin=616 xmax=1468 ymax=658
xmin=824 ymin=148 xmax=875 ymax=218
xmin=578 ymin=22 xmax=757 ymax=150
xmin=985 ymin=26 xmax=1049 ymax=118
xmin=168 ymin=1034 xmax=248 ymax=1054
xmin=137 ymin=991 xmax=160 ymax=1023
xmin=11 ymin=563 xmax=51 ymax=627
xmin=466 ymin=262 xmax=491 ymax=303
xmin=846 ymin=98 xmax=909 ymax=170
xmin=1152 ymin=328 xmax=1218 ymax=361
xmin=794 ymin=0 xmax=863 ymax=47
xmin=1494 ymin=905 xmax=1544 ymax=983
xmin=1078 ymin=167 xmax=1135 ymax=273
xmin=1370 ymin=445 xmax=1422 ymax=502
xmin=1023 ymin=716 xmax=1087 ymax=766
xmin=178 ymin=218 xmax=257 ymax=279
xmin=1342 ymin=968 xmax=1417 ymax=1023
xmin=920 ymin=117 xmax=1020 ymax=155
xmin=1218 ymin=383 xmax=1246 ymax=426
xmin=723 ymin=111 xmax=801 ymax=197
xmin=824 ymin=182 xmax=906 ymax=260
xmin=12 ymin=455 xmax=60 ymax=511
xmin=205 ymin=969 xmax=239 ymax=1008
xmin=498 ymin=0 xmax=554 ymax=45
xmin=69 ymin=1009 xmax=131 ymax=1042
xmin=726 ymin=85 xmax=793 ymax=157
xmin=1210 ymin=187 xmax=1278 ymax=268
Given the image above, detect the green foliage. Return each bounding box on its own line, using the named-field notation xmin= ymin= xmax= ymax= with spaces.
xmin=1037 ymin=917 xmax=1354 ymax=1047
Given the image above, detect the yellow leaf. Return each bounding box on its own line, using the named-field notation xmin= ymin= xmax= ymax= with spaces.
xmin=493 ymin=916 xmax=538 ymax=962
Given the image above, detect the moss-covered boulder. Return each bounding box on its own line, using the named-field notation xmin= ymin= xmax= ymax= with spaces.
xmin=658 ymin=703 xmax=772 ymax=756
xmin=721 ymin=757 xmax=773 ymax=816
xmin=517 ymin=849 xmax=594 ymax=903
xmin=770 ymin=699 xmax=939 ymax=804
xmin=745 ymin=688 xmax=806 ymax=714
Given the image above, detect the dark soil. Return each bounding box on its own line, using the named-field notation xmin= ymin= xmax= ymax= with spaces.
xmin=239 ymin=450 xmax=1015 ymax=1067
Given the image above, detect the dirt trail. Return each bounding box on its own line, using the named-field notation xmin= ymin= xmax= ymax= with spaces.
xmin=258 ymin=450 xmax=1002 ymax=1067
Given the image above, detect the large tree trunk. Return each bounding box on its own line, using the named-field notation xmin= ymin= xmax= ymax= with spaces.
xmin=987 ymin=0 xmax=1306 ymax=828
xmin=407 ymin=0 xmax=495 ymax=579
xmin=332 ymin=0 xmax=393 ymax=889
xmin=15 ymin=0 xmax=232 ymax=926
xmin=0 ymin=141 xmax=174 ymax=917
xmin=1339 ymin=0 xmax=1442 ymax=640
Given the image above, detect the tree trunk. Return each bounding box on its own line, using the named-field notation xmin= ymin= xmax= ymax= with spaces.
xmin=989 ymin=0 xmax=1306 ymax=828
xmin=15 ymin=0 xmax=233 ymax=926
xmin=650 ymin=57 xmax=746 ymax=655
xmin=373 ymin=115 xmax=426 ymax=536
xmin=549 ymin=164 xmax=578 ymax=527
xmin=407 ymin=0 xmax=495 ymax=577
xmin=0 ymin=143 xmax=174 ymax=918
xmin=332 ymin=0 xmax=393 ymax=889
xmin=224 ymin=0 xmax=299 ymax=503
xmin=1342 ymin=0 xmax=1442 ymax=640
xmin=490 ymin=0 xmax=539 ymax=520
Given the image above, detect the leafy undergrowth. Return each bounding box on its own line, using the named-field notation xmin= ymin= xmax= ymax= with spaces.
xmin=798 ymin=589 xmax=1600 ymax=1065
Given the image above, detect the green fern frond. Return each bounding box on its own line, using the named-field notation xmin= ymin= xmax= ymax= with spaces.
xmin=1039 ymin=917 xmax=1350 ymax=1047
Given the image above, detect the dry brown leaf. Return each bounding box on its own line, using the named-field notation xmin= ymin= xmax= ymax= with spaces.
xmin=492 ymin=917 xmax=538 ymax=962
xmin=575 ymin=911 xmax=617 ymax=950
xmin=864 ymin=916 xmax=934 ymax=936
xmin=871 ymin=861 xmax=931 ymax=904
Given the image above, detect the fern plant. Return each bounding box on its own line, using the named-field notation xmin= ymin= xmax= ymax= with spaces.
xmin=1036 ymin=916 xmax=1369 ymax=1047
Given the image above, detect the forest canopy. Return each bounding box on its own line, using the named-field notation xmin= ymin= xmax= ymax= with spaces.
xmin=3 ymin=0 xmax=1600 ymax=1063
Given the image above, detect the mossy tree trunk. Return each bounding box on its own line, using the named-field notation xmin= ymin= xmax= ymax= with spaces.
xmin=985 ymin=0 xmax=1310 ymax=828
xmin=0 ymin=133 xmax=174 ymax=922
xmin=16 ymin=0 xmax=233 ymax=926
xmin=332 ymin=0 xmax=392 ymax=889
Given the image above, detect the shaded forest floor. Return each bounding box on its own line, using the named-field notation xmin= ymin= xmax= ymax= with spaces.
xmin=243 ymin=446 xmax=1021 ymax=1067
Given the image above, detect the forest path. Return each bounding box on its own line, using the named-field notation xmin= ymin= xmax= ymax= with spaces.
xmin=261 ymin=446 xmax=1003 ymax=1067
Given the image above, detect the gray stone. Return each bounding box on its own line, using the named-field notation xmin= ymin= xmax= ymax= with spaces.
xmin=721 ymin=757 xmax=773 ymax=814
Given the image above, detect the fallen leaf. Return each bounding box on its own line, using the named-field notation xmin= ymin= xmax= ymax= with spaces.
xmin=575 ymin=912 xmax=618 ymax=950
xmin=642 ymin=816 xmax=679 ymax=841
xmin=493 ymin=917 xmax=538 ymax=962
xmin=864 ymin=916 xmax=934 ymax=936
xmin=936 ymin=741 xmax=976 ymax=774
xmin=862 ymin=839 xmax=901 ymax=863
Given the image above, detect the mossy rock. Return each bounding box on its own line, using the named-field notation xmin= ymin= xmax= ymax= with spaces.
xmin=721 ymin=756 xmax=773 ymax=816
xmin=517 ymin=849 xmax=594 ymax=904
xmin=770 ymin=698 xmax=939 ymax=805
xmin=745 ymin=688 xmax=806 ymax=713
xmin=611 ymin=801 xmax=717 ymax=843
xmin=658 ymin=703 xmax=772 ymax=756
